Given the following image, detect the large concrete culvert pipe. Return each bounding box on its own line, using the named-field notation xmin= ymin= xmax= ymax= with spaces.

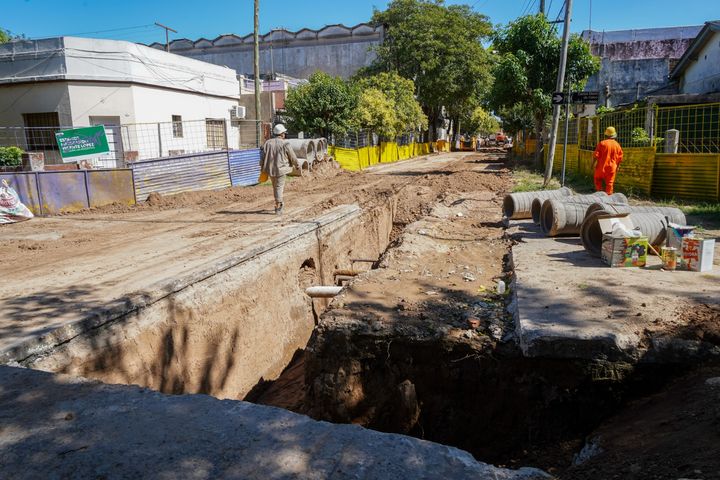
xmin=580 ymin=206 xmax=687 ymax=257
xmin=540 ymin=193 xmax=628 ymax=236
xmin=286 ymin=139 xmax=317 ymax=167
xmin=531 ymin=191 xmax=608 ymax=224
xmin=502 ymin=187 xmax=572 ymax=220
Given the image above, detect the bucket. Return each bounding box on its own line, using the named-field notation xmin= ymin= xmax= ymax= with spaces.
xmin=661 ymin=246 xmax=677 ymax=271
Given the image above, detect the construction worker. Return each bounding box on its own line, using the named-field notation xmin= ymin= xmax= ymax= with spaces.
xmin=260 ymin=124 xmax=299 ymax=214
xmin=592 ymin=126 xmax=624 ymax=195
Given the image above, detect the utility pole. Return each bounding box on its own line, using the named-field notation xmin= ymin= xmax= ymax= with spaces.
xmin=253 ymin=0 xmax=262 ymax=147
xmin=543 ymin=0 xmax=573 ymax=186
xmin=154 ymin=22 xmax=177 ymax=52
xmin=539 ymin=0 xmax=545 ymax=15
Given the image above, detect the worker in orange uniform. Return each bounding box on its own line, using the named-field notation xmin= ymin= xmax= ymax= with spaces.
xmin=592 ymin=126 xmax=624 ymax=194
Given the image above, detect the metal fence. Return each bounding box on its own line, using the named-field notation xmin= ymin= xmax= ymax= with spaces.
xmin=577 ymin=103 xmax=720 ymax=154
xmin=0 ymin=119 xmax=266 ymax=169
xmin=656 ymin=103 xmax=720 ymax=154
xmin=330 ymin=130 xmax=429 ymax=149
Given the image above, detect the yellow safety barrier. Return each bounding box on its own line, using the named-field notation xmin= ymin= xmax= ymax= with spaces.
xmin=332 ymin=146 xmax=362 ymax=171
xmin=613 ymin=147 xmax=655 ymax=196
xmin=380 ymin=142 xmax=399 ymax=163
xmin=653 ymin=153 xmax=720 ymax=201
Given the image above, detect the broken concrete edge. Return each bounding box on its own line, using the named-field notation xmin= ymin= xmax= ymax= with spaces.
xmin=0 ymin=205 xmax=362 ymax=366
xmin=0 ymin=365 xmax=552 ymax=480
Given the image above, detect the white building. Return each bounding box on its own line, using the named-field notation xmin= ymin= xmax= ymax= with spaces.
xmin=669 ymin=21 xmax=720 ymax=95
xmin=0 ymin=37 xmax=242 ymax=166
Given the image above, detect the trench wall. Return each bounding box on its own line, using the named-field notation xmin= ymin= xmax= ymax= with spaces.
xmin=24 ymin=200 xmax=396 ymax=400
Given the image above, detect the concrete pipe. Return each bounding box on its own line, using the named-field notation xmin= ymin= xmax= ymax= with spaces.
xmin=580 ymin=204 xmax=686 ymax=257
xmin=531 ymin=191 xmax=609 ymax=224
xmin=306 ymin=286 xmax=343 ymax=298
xmin=540 ymin=193 xmax=628 ymax=236
xmin=290 ymin=158 xmax=310 ymax=177
xmin=286 ymin=139 xmax=317 ymax=166
xmin=502 ymin=187 xmax=572 ymax=220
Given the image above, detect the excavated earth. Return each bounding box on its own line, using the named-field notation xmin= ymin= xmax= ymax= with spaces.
xmin=2 ymin=149 xmax=719 ymax=479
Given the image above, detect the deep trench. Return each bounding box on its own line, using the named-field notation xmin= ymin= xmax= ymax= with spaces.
xmin=19 ymin=158 xmax=696 ymax=473
xmin=242 ymin=179 xmax=690 ymax=472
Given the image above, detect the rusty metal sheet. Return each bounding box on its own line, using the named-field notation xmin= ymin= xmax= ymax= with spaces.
xmin=86 ymin=169 xmax=136 ymax=208
xmin=653 ymin=153 xmax=720 ymax=201
xmin=37 ymin=171 xmax=88 ymax=215
xmin=130 ymin=152 xmax=232 ymax=201
xmin=0 ymin=172 xmax=42 ymax=215
xmin=228 ymin=149 xmax=261 ymax=186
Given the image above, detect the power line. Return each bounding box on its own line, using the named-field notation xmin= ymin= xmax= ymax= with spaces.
xmin=30 ymin=24 xmax=154 ymax=40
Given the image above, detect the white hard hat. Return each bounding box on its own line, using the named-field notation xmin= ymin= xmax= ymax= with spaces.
xmin=273 ymin=124 xmax=287 ymax=135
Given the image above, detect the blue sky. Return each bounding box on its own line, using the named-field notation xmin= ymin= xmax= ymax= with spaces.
xmin=3 ymin=0 xmax=718 ymax=43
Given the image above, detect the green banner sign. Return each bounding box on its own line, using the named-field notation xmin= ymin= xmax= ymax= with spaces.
xmin=55 ymin=126 xmax=110 ymax=162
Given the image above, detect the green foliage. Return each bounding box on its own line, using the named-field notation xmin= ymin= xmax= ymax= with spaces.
xmin=285 ymin=72 xmax=359 ymax=137
xmin=490 ymin=14 xmax=599 ymax=150
xmin=630 ymin=127 xmax=652 ymax=146
xmin=0 ymin=29 xmax=10 ymax=44
xmin=354 ymin=72 xmax=428 ymax=135
xmin=0 ymin=146 xmax=23 ymax=166
xmin=355 ymin=88 xmax=398 ymax=139
xmin=498 ymin=103 xmax=534 ymax=135
xmin=366 ymin=0 xmax=494 ymax=127
xmin=596 ymin=106 xmax=616 ymax=115
xmin=463 ymin=107 xmax=500 ymax=136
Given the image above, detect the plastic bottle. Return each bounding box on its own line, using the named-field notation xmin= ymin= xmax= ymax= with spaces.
xmin=497 ymin=280 xmax=506 ymax=294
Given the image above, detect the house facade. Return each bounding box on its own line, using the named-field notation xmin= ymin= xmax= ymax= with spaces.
xmin=0 ymin=37 xmax=241 ymax=166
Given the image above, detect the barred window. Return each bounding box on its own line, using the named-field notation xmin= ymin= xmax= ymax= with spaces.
xmin=172 ymin=115 xmax=183 ymax=138
xmin=22 ymin=112 xmax=60 ymax=150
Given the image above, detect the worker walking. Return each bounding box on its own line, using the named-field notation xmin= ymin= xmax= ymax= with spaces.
xmin=592 ymin=126 xmax=624 ymax=195
xmin=260 ymin=124 xmax=299 ymax=214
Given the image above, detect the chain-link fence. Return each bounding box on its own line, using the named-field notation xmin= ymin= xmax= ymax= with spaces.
xmin=0 ymin=119 xmax=265 ymax=168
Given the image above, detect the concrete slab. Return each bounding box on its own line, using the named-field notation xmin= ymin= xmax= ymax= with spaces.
xmin=0 ymin=366 xmax=549 ymax=480
xmin=511 ymin=220 xmax=720 ymax=361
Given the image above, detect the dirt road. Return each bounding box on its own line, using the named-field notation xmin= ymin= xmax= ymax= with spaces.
xmin=0 ymin=152 xmax=497 ymax=355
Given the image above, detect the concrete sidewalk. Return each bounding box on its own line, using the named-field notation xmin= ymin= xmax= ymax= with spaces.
xmin=511 ymin=220 xmax=720 ymax=361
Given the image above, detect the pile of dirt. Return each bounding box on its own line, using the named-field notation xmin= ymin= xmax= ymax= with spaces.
xmin=561 ymin=362 xmax=720 ymax=480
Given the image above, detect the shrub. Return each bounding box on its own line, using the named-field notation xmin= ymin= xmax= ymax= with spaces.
xmin=0 ymin=146 xmax=23 ymax=166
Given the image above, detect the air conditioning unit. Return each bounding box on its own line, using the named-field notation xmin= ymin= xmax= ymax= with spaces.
xmin=230 ymin=106 xmax=247 ymax=120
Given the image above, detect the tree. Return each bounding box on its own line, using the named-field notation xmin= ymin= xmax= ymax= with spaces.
xmin=365 ymin=0 xmax=494 ymax=141
xmin=497 ymin=103 xmax=534 ymax=136
xmin=490 ymin=14 xmax=598 ymax=167
xmin=463 ymin=107 xmax=500 ymax=137
xmin=354 ymin=88 xmax=399 ymax=139
xmin=354 ymin=72 xmax=428 ymax=136
xmin=0 ymin=29 xmax=9 ymax=44
xmin=284 ymin=72 xmax=359 ymax=137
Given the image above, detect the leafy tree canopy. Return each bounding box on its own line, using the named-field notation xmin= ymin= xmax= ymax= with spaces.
xmin=463 ymin=107 xmax=500 ymax=136
xmin=497 ymin=103 xmax=534 ymax=136
xmin=0 ymin=29 xmax=11 ymax=44
xmin=354 ymin=88 xmax=399 ymax=139
xmin=284 ymin=72 xmax=359 ymax=137
xmin=366 ymin=0 xmax=494 ymax=125
xmin=354 ymin=72 xmax=428 ymax=135
xmin=490 ymin=14 xmax=598 ymax=162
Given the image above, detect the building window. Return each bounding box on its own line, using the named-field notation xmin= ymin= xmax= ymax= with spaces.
xmin=22 ymin=112 xmax=60 ymax=151
xmin=172 ymin=115 xmax=184 ymax=138
xmin=206 ymin=119 xmax=227 ymax=150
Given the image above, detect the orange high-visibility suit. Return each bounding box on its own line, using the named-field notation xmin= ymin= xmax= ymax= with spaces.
xmin=593 ymin=138 xmax=624 ymax=194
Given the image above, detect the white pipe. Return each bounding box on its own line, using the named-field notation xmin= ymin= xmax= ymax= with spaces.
xmin=305 ymin=286 xmax=343 ymax=298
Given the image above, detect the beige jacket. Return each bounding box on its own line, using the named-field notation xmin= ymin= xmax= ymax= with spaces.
xmin=260 ymin=137 xmax=299 ymax=177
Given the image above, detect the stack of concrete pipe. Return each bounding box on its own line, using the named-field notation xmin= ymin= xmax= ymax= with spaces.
xmin=531 ymin=191 xmax=608 ymax=224
xmin=502 ymin=187 xmax=572 ymax=220
xmin=314 ymin=138 xmax=328 ymax=161
xmin=580 ymin=203 xmax=687 ymax=257
xmin=539 ymin=193 xmax=628 ymax=236
xmin=286 ymin=139 xmax=318 ymax=175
